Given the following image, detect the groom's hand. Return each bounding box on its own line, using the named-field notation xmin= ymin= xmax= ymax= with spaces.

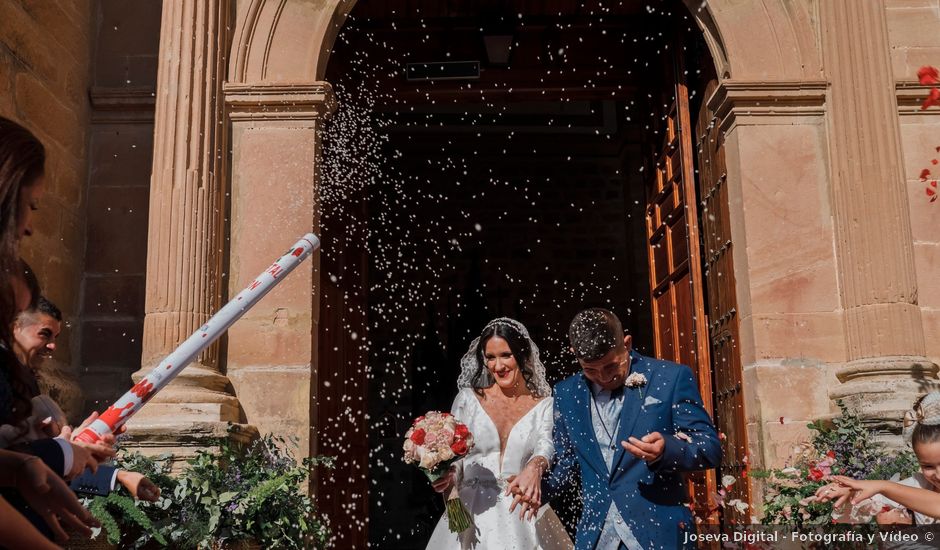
xmin=506 ymin=474 xmax=541 ymax=521
xmin=621 ymin=432 xmax=665 ymax=462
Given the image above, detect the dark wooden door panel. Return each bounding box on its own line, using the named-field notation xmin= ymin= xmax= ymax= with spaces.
xmin=644 ymin=46 xmax=718 ymax=523
xmin=696 ymin=78 xmax=750 ymax=524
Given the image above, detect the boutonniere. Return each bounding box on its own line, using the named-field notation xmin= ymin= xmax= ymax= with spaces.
xmin=625 ymin=372 xmax=647 ymax=398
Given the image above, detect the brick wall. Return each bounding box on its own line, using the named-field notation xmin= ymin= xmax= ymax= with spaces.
xmin=0 ymin=1 xmax=94 ymax=418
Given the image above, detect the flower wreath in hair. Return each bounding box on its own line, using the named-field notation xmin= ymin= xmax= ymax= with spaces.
xmin=902 ymin=391 xmax=940 ymax=444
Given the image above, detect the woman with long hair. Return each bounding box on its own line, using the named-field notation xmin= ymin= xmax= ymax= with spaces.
xmin=425 ymin=317 xmax=573 ymax=550
xmin=0 ymin=116 xmax=99 ymax=546
xmin=0 ymin=117 xmax=45 ymax=430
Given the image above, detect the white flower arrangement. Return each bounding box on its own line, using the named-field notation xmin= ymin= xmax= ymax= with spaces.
xmin=625 ymin=372 xmax=648 ymax=398
xmin=624 ymin=372 xmax=647 ymax=388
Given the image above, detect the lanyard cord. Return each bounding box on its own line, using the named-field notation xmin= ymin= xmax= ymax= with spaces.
xmin=592 ymin=392 xmax=621 ymax=450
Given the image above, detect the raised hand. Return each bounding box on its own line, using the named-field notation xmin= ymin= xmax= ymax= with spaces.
xmin=621 ymin=432 xmax=665 ymax=462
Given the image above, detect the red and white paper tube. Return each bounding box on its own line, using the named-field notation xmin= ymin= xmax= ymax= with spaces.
xmin=74 ymin=233 xmax=320 ymax=444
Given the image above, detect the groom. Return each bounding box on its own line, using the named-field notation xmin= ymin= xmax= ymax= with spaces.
xmin=527 ymin=308 xmax=720 ymax=549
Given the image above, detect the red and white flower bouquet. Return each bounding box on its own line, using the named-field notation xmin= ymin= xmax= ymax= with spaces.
xmin=403 ymin=411 xmax=475 ymax=532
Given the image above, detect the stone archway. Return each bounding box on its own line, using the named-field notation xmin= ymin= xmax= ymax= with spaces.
xmin=227 ymin=0 xmax=825 ymax=84
xmin=217 ymin=0 xmax=830 ymax=544
xmin=136 ymin=0 xmax=937 ymax=545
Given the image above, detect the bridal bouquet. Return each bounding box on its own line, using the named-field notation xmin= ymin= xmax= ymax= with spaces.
xmin=403 ymin=411 xmax=475 ymax=532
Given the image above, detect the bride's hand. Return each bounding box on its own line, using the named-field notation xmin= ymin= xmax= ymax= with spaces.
xmin=431 ymin=467 xmax=457 ymax=494
xmin=507 ymin=457 xmax=547 ymax=520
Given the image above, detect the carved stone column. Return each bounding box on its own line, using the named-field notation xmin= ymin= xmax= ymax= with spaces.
xmin=221 ymin=82 xmax=335 ymax=455
xmin=125 ymin=0 xmax=255 ymax=455
xmin=821 ymin=0 xmax=940 ymax=433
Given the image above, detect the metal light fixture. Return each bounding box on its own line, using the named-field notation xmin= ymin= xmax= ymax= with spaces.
xmin=483 ymin=33 xmax=514 ymax=66
xmin=481 ymin=12 xmax=516 ymax=67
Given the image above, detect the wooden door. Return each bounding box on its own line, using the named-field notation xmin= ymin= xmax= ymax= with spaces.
xmin=695 ymin=78 xmax=750 ymax=523
xmin=316 ymin=195 xmax=369 ymax=548
xmin=643 ymin=50 xmax=719 ymax=524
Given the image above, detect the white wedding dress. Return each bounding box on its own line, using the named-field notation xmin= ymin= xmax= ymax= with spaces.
xmin=426 ymin=388 xmax=574 ymax=550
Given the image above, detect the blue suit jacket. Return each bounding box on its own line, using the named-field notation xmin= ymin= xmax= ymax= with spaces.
xmin=544 ymin=351 xmax=721 ymax=550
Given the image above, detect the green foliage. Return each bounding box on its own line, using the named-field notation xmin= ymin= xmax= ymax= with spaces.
xmin=754 ymin=401 xmax=919 ymax=526
xmin=85 ymin=430 xmax=333 ymax=549
xmin=82 ymin=480 xmax=167 ymax=546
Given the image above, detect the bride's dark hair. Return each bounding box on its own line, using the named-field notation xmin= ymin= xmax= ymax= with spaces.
xmin=472 ymin=322 xmax=537 ymax=397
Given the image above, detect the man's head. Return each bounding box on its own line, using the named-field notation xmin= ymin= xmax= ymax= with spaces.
xmin=14 ymin=295 xmax=61 ymax=369
xmin=569 ymin=308 xmax=633 ymax=391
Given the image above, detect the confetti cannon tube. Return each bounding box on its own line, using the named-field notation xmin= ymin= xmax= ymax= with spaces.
xmin=74 ymin=234 xmax=321 ymax=444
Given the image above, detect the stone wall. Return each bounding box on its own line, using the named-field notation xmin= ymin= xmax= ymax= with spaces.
xmin=0 ymin=1 xmax=94 ymax=419
xmin=887 ymin=0 xmax=940 ymax=80
xmin=889 ymin=0 xmax=940 ymax=366
xmin=78 ymin=0 xmax=160 ymax=416
xmin=735 ymin=0 xmax=940 ymax=470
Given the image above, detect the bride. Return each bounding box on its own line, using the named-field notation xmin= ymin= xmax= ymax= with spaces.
xmin=425 ymin=318 xmax=573 ymax=550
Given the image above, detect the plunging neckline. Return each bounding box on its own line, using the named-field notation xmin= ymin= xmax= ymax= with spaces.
xmin=471 ymin=391 xmax=545 ymax=473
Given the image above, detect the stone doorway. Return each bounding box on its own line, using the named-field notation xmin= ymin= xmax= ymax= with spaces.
xmin=316 ymin=1 xmax=728 ymax=547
